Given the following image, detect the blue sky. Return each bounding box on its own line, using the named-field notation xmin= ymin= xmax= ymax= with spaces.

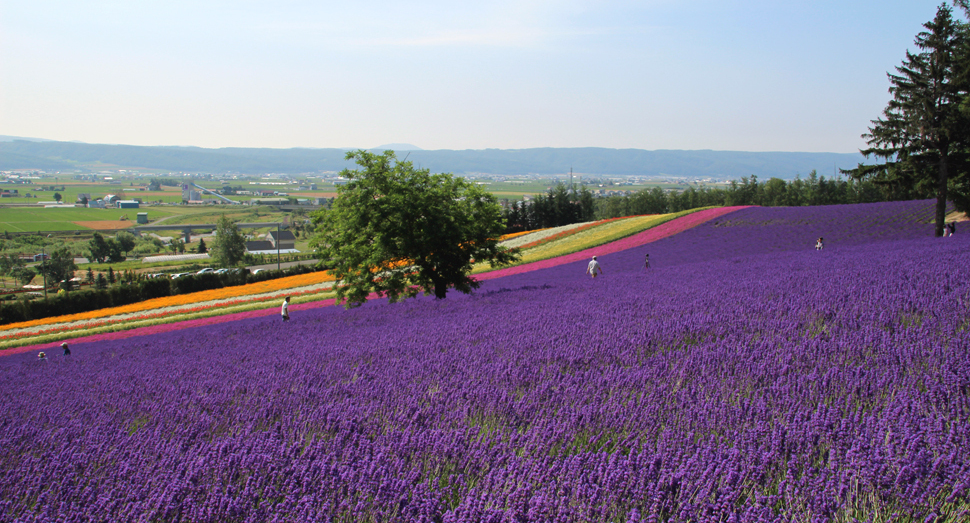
xmin=0 ymin=1 xmax=958 ymax=152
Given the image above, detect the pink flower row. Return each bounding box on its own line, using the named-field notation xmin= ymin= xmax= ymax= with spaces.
xmin=476 ymin=206 xmax=749 ymax=282
xmin=7 ymin=300 xmax=336 ymax=357
xmin=8 ymin=207 xmax=748 ymax=357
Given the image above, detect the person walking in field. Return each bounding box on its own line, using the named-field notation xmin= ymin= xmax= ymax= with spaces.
xmin=816 ymin=237 xmax=824 ymax=250
xmin=61 ymin=342 xmax=70 ymax=356
xmin=644 ymin=253 xmax=650 ymax=270
xmin=586 ymin=256 xmax=603 ymax=279
xmin=281 ymin=296 xmax=290 ymax=322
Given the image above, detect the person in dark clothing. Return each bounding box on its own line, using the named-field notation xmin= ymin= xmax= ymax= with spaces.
xmin=61 ymin=342 xmax=70 ymax=356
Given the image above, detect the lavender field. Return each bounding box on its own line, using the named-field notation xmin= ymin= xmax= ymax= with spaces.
xmin=2 ymin=200 xmax=968 ymax=522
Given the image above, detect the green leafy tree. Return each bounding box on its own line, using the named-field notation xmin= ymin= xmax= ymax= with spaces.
xmin=197 ymin=237 xmax=208 ymax=254
xmin=212 ymin=215 xmax=246 ymax=267
xmin=107 ymin=267 xmax=115 ymax=284
xmin=86 ymin=267 xmax=94 ymax=283
xmin=13 ymin=266 xmax=36 ymax=286
xmin=311 ymin=150 xmax=518 ymax=308
xmin=0 ymin=254 xmax=25 ymax=287
xmin=95 ymin=273 xmax=108 ymax=290
xmin=88 ymin=232 xmax=110 ymax=263
xmin=168 ymin=237 xmax=185 ymax=254
xmin=53 ymin=192 xmax=62 ymax=203
xmin=847 ymin=4 xmax=969 ymax=235
xmin=115 ymin=232 xmax=136 ymax=257
xmin=88 ymin=232 xmax=124 ymax=263
xmin=38 ymin=247 xmax=76 ymax=286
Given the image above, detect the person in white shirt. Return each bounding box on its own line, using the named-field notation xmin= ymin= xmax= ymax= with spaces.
xmin=586 ymin=256 xmax=603 ymax=279
xmin=281 ymin=296 xmax=290 ymax=322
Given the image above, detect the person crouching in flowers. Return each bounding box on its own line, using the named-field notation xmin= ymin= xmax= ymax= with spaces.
xmin=281 ymin=296 xmax=290 ymax=322
xmin=38 ymin=352 xmax=47 ymax=362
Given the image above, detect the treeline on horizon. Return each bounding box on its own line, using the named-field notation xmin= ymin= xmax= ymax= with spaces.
xmin=502 ymin=170 xmax=931 ymax=233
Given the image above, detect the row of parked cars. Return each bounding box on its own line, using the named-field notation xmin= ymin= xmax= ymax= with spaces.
xmin=146 ymin=268 xmax=252 ymax=279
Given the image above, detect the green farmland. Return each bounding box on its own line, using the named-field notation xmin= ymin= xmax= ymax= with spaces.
xmin=0 ymin=207 xmax=175 ymax=233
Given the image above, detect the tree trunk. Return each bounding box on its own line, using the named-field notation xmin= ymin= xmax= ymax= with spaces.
xmin=428 ymin=268 xmax=448 ymax=299
xmin=433 ymin=279 xmax=447 ymax=299
xmin=936 ymin=154 xmax=949 ymax=237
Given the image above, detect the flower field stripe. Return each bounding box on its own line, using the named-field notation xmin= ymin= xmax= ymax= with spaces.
xmin=505 ymin=217 xmax=633 ymax=250
xmin=0 ymin=271 xmax=337 ymax=333
xmin=0 ymin=208 xmax=741 ymax=350
xmin=1 ymin=296 xmax=340 ymax=357
xmin=0 ymin=283 xmax=336 ymax=343
xmin=497 ymin=229 xmax=544 ymax=242
xmin=476 ymin=206 xmax=748 ymax=281
xmin=2 ymin=200 xmax=968 ymax=520
xmin=498 ymin=222 xmax=594 ymax=249
xmin=471 ymin=215 xmax=671 ymax=276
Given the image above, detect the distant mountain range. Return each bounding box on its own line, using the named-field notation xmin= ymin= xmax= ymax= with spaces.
xmin=374 ymin=143 xmax=423 ymax=151
xmin=0 ymin=138 xmax=867 ymax=180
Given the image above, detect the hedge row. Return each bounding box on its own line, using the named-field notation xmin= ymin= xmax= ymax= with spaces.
xmin=0 ymin=264 xmax=323 ymax=325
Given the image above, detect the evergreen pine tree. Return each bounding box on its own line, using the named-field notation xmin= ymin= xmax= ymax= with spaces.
xmin=848 ymin=5 xmax=969 ymax=235
xmin=107 ymin=267 xmax=115 ymax=284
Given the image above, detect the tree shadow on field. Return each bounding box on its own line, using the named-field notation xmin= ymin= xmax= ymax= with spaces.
xmin=478 ymin=284 xmax=553 ymax=298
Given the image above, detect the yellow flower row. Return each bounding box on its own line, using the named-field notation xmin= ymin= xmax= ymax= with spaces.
xmin=0 ymin=271 xmax=337 ymax=332
xmin=475 ymin=214 xmax=670 ymax=271
xmin=3 ymin=218 xmax=660 ymax=334
xmin=519 ymin=214 xmax=671 ymax=262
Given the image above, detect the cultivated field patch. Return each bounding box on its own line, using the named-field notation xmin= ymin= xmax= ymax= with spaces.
xmin=72 ymin=220 xmax=137 ymax=230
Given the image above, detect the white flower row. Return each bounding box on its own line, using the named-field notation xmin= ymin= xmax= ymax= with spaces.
xmin=4 ymin=281 xmax=337 ymax=338
xmin=500 ymin=221 xmax=596 ymax=249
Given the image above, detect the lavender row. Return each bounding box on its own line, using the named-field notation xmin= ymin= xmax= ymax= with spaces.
xmin=1 ymin=200 xmax=967 ymax=522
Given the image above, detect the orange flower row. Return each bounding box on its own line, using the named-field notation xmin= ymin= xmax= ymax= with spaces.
xmin=498 ymin=229 xmax=544 ymax=241
xmin=1 ymin=284 xmax=331 ymax=342
xmin=0 ymin=271 xmax=337 ymax=332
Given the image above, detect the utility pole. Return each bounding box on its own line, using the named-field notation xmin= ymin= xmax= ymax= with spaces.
xmin=41 ymin=234 xmax=51 ymax=299
xmin=277 ymin=223 xmax=281 ymax=271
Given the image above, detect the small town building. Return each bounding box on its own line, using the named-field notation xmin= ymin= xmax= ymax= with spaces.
xmin=245 ymin=240 xmax=275 ymax=254
xmin=269 ymin=230 xmax=296 ymax=250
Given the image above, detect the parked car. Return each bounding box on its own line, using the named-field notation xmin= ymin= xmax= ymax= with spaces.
xmin=197 ymin=268 xmax=214 ymax=275
xmin=214 ymin=268 xmax=229 ymax=274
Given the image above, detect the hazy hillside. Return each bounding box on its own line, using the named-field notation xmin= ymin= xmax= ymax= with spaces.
xmin=0 ymin=140 xmax=865 ymax=179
